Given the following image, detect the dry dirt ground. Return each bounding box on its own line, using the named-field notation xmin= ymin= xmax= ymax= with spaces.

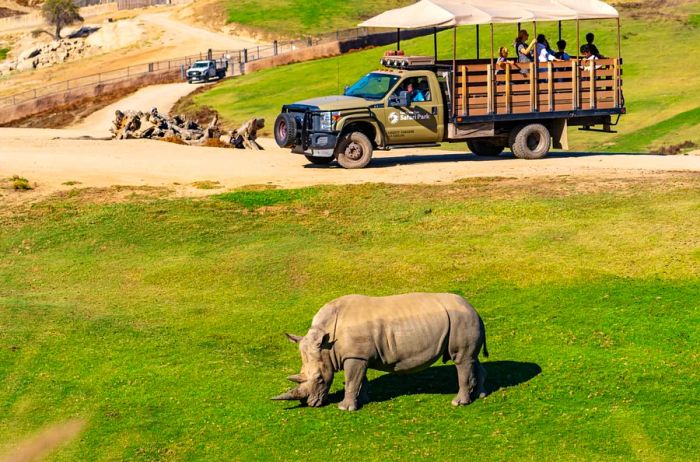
xmin=0 ymin=3 xmax=262 ymax=97
xmin=1 ymin=124 xmax=699 ymax=207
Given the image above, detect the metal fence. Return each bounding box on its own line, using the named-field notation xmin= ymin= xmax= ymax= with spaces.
xmin=0 ymin=25 xmax=438 ymax=109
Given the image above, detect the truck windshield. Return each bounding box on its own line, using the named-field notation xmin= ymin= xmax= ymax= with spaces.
xmin=193 ymin=62 xmax=209 ymax=68
xmin=344 ymin=73 xmax=399 ymax=100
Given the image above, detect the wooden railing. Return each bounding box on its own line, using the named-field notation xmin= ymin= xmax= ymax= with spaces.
xmin=450 ymin=58 xmax=622 ymax=117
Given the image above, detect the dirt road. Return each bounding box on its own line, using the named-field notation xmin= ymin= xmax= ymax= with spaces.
xmin=69 ymin=82 xmax=205 ymax=137
xmin=2 ymin=127 xmax=698 ymax=201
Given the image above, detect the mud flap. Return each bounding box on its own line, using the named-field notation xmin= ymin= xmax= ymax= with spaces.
xmin=551 ymin=119 xmax=568 ymax=150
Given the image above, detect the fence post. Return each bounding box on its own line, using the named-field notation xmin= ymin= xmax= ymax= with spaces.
xmin=207 ymin=48 xmax=212 ymax=60
xmin=243 ymin=48 xmax=248 ymax=63
xmin=273 ymin=40 xmax=278 ymax=55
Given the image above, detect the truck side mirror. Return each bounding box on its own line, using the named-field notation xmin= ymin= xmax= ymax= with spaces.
xmin=399 ymin=91 xmax=412 ymax=107
xmin=343 ymin=85 xmax=350 ymax=95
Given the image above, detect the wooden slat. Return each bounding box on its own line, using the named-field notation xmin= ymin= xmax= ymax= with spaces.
xmin=530 ymin=62 xmax=536 ymax=112
xmin=613 ymin=60 xmax=619 ymax=108
xmin=505 ymin=63 xmax=511 ymax=113
xmin=460 ymin=65 xmax=467 ymax=115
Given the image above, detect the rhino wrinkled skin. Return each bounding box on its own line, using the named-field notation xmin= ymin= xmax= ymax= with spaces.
xmin=272 ymin=293 xmax=489 ymax=411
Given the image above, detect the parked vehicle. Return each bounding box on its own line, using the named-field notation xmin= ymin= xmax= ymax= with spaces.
xmin=274 ymin=0 xmax=625 ymax=169
xmin=186 ymin=60 xmax=227 ymax=83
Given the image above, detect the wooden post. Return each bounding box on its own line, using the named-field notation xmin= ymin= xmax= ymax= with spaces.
xmin=397 ymin=28 xmax=401 ymax=50
xmin=505 ymin=63 xmax=511 ymax=113
xmin=589 ymin=64 xmax=596 ymax=109
xmin=533 ymin=21 xmax=538 ymax=112
xmin=572 ymin=59 xmax=578 ymax=110
xmin=558 ymin=21 xmax=562 ymax=41
xmin=548 ymin=62 xmax=553 ymax=111
xmin=530 ymin=62 xmax=536 ymax=112
xmin=576 ymin=20 xmax=580 ymax=60
xmin=616 ymin=17 xmax=622 ymax=108
xmin=613 ymin=60 xmax=619 ymax=108
xmin=490 ymin=23 xmax=495 ymax=114
xmin=487 ymin=64 xmax=493 ymax=114
xmin=452 ymin=27 xmax=457 ymax=117
xmin=461 ymin=65 xmax=468 ymax=115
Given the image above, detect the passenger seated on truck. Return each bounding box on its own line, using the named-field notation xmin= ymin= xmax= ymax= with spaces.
xmin=580 ymin=44 xmax=602 ymax=72
xmin=585 ymin=32 xmax=603 ymax=58
xmin=407 ymin=81 xmax=426 ymax=102
xmin=554 ymin=40 xmax=571 ymax=61
xmin=495 ymin=47 xmax=512 ymax=76
xmin=418 ymin=80 xmax=431 ymax=101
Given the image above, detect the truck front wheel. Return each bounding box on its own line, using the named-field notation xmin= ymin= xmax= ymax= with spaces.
xmin=510 ymin=124 xmax=551 ymax=159
xmin=335 ymin=132 xmax=373 ymax=169
xmin=467 ymin=140 xmax=504 ymax=157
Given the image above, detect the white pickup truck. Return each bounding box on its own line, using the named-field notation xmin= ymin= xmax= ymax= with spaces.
xmin=185 ymin=60 xmax=227 ymax=83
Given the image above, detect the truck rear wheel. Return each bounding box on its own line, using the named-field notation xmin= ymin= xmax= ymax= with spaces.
xmin=305 ymin=155 xmax=333 ymax=165
xmin=335 ymin=132 xmax=373 ymax=169
xmin=274 ymin=113 xmax=297 ymax=148
xmin=510 ymin=124 xmax=551 ymax=159
xmin=467 ymin=140 xmax=504 ymax=156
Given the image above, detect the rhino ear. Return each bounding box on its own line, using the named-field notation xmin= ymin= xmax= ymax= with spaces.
xmin=306 ymin=328 xmax=334 ymax=350
xmin=285 ymin=333 xmax=303 ymax=344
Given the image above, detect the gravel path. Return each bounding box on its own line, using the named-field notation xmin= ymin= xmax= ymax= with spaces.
xmin=1 ymin=127 xmax=698 ymax=202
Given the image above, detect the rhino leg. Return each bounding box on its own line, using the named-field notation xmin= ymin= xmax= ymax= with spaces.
xmin=452 ymin=359 xmax=476 ymax=406
xmin=476 ymin=361 xmax=487 ymax=399
xmin=339 ymin=358 xmax=368 ymax=411
xmin=358 ymin=376 xmax=370 ymax=405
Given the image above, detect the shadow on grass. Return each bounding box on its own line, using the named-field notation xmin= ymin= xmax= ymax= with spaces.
xmin=329 ymin=361 xmax=542 ymax=404
xmin=303 ymin=151 xmax=652 ymax=169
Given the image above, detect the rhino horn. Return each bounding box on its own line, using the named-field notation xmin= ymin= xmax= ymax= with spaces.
xmin=271 ymin=387 xmax=306 ymax=401
xmin=285 ymin=333 xmax=303 ymax=344
xmin=287 ymin=374 xmax=307 ymax=383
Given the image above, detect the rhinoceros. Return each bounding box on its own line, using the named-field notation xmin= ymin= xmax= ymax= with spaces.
xmin=272 ymin=292 xmax=489 ymax=411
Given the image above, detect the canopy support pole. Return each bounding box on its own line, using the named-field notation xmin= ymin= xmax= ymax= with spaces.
xmin=616 ymin=17 xmax=621 ymax=108
xmin=397 ymin=28 xmax=401 ymax=51
xmin=476 ymin=25 xmax=480 ymax=59
xmin=576 ymin=19 xmax=580 ymax=60
xmin=452 ymin=26 xmax=457 ymax=118
xmin=533 ymin=21 xmax=538 ymax=112
xmin=434 ymin=27 xmax=438 ymax=61
xmin=558 ymin=21 xmax=562 ymax=41
xmin=490 ymin=23 xmax=495 ymax=114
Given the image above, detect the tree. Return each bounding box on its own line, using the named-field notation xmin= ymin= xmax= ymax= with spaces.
xmin=41 ymin=0 xmax=83 ymax=39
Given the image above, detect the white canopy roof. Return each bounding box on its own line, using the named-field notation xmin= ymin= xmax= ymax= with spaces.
xmin=359 ymin=0 xmax=618 ymax=28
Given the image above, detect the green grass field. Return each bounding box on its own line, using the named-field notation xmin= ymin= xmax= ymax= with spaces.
xmin=225 ymin=0 xmax=413 ymax=36
xmin=183 ymin=3 xmax=700 ymax=153
xmin=1 ymin=175 xmax=699 ymax=460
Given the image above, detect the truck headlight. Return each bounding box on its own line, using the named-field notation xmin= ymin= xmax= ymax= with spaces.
xmin=319 ymin=112 xmax=333 ymax=131
xmin=319 ymin=112 xmax=341 ymax=131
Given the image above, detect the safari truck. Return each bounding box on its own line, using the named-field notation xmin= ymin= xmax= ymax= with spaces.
xmin=273 ymin=0 xmax=625 ymax=169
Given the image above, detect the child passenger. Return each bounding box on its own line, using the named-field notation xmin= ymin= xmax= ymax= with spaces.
xmin=554 ymin=40 xmax=571 ymax=61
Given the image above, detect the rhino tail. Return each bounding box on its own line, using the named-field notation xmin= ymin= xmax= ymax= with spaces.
xmin=480 ymin=317 xmax=489 ymax=358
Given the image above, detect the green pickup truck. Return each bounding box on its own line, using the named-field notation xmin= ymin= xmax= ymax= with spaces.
xmin=274 ymin=55 xmax=624 ymax=168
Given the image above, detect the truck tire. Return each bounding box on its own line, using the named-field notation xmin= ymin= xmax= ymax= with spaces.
xmin=305 ymin=155 xmax=333 ymax=165
xmin=274 ymin=113 xmax=297 ymax=148
xmin=509 ymin=124 xmax=551 ymax=159
xmin=467 ymin=140 xmax=504 ymax=156
xmin=335 ymin=132 xmax=373 ymax=169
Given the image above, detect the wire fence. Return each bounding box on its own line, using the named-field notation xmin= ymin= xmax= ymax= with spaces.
xmin=0 ymin=25 xmax=438 ymax=109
